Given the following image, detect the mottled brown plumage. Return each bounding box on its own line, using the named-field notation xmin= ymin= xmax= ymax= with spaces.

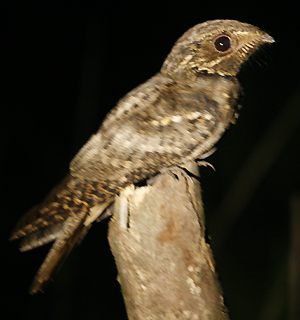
xmin=10 ymin=19 xmax=274 ymax=293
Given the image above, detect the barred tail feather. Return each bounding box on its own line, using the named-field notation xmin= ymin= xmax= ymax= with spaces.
xmin=29 ymin=211 xmax=88 ymax=294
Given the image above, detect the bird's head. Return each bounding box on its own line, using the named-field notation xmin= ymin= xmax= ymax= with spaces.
xmin=161 ymin=20 xmax=274 ymax=78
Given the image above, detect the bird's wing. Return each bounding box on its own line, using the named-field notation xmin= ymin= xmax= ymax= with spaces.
xmin=70 ymin=75 xmax=236 ymax=184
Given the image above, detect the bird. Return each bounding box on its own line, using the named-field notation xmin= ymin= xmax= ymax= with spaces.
xmin=10 ymin=19 xmax=274 ymax=294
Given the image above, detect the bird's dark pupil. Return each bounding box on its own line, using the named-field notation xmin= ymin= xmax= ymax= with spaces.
xmin=214 ymin=36 xmax=231 ymax=52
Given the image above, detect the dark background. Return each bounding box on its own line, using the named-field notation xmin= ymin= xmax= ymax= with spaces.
xmin=2 ymin=1 xmax=299 ymax=319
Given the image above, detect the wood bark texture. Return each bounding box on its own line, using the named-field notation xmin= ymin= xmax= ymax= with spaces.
xmin=108 ymin=163 xmax=229 ymax=320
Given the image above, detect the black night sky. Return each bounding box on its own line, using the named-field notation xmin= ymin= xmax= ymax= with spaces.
xmin=2 ymin=1 xmax=299 ymax=320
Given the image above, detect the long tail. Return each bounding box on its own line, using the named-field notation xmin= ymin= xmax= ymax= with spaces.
xmin=10 ymin=174 xmax=114 ymax=293
xmin=29 ymin=211 xmax=88 ymax=294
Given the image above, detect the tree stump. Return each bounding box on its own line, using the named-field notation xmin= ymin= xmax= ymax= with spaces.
xmin=108 ymin=162 xmax=229 ymax=320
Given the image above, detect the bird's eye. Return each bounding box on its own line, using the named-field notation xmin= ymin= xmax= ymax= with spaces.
xmin=214 ymin=35 xmax=231 ymax=52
